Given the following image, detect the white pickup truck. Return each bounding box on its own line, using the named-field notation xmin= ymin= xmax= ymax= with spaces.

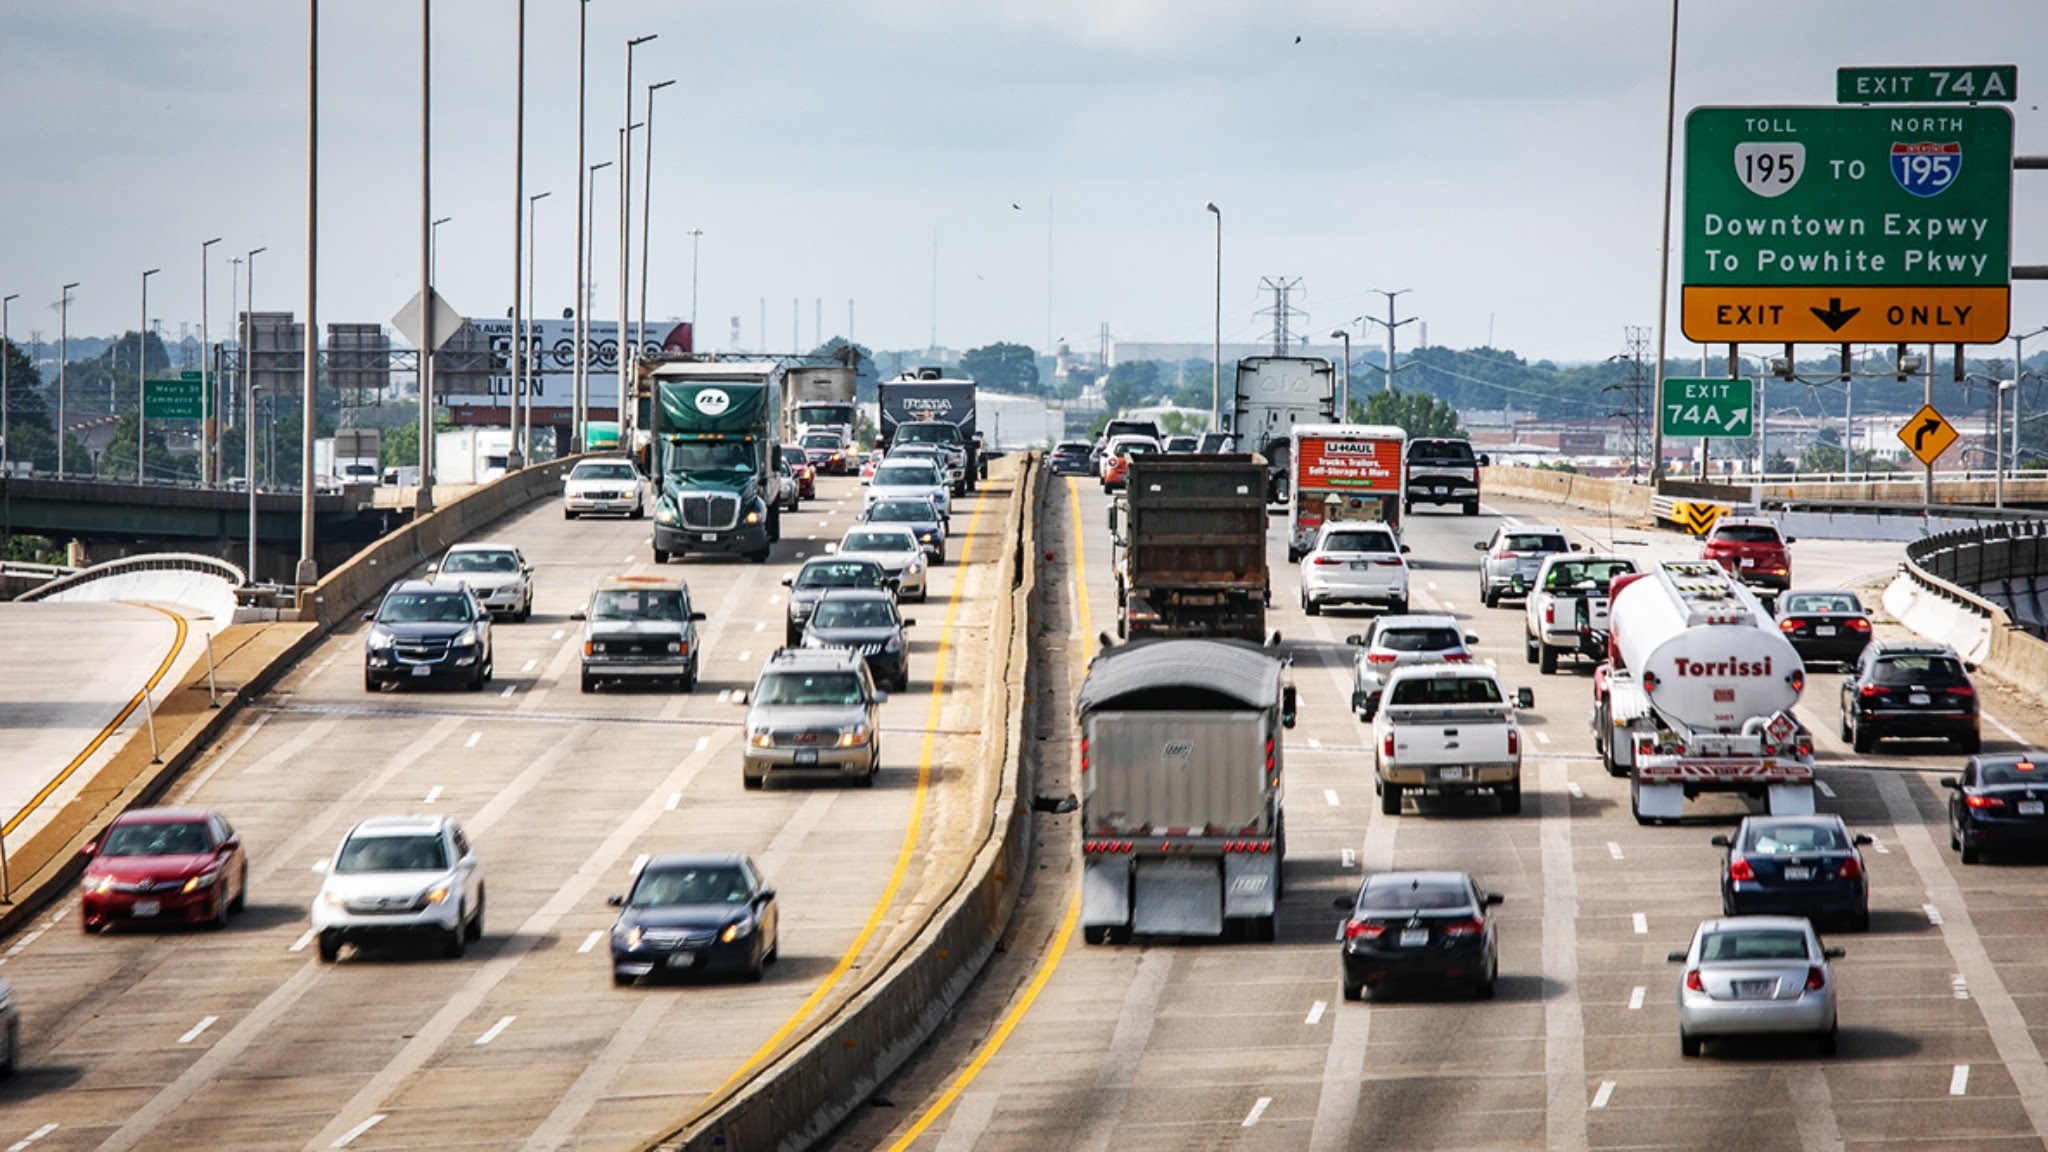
xmin=1372 ymin=665 xmax=1533 ymax=816
xmin=1524 ymin=553 xmax=1642 ymax=675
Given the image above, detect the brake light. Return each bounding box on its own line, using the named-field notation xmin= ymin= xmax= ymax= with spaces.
xmin=1805 ymin=966 xmax=1826 ymax=992
xmin=1966 ymin=793 xmax=2005 ymax=810
xmin=1779 ymin=619 xmax=1801 ymax=633
xmin=1685 ymin=968 xmax=1704 ymax=992
xmin=1947 ymin=684 xmax=1976 ymax=698
xmin=1444 ymin=653 xmax=1472 ymax=663
xmin=1312 ymin=555 xmax=1344 ymax=566
xmin=1837 ymin=856 xmax=1862 ymax=880
xmin=1507 ymin=729 xmax=1520 ymax=756
xmin=1344 ymin=920 xmax=1385 ymax=940
xmin=1859 ymin=684 xmax=1886 ymax=698
xmin=1373 ymin=557 xmax=1402 ymax=567
xmin=1381 ymin=731 xmax=1394 ymax=758
xmin=1728 ymin=855 xmax=1756 ymax=882
xmin=1265 ymin=738 xmax=1275 ymax=777
xmin=1442 ymin=918 xmax=1485 ymax=938
xmin=1545 ymin=604 xmax=1555 ymax=624
xmin=1367 ymin=653 xmax=1397 ymax=664
xmin=1848 ymin=618 xmax=1871 ymax=632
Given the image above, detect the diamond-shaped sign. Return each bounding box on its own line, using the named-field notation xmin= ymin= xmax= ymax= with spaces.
xmin=1764 ymin=710 xmax=1798 ymax=748
xmin=1896 ymin=404 xmax=1959 ymax=467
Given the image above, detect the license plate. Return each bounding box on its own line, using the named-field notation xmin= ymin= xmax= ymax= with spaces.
xmin=1432 ymin=486 xmax=1447 ymax=494
xmin=1734 ymin=979 xmax=1775 ymax=998
xmin=1351 ymin=561 xmax=1373 ymax=571
xmin=665 ymin=951 xmax=696 ymax=968
xmin=1739 ymin=558 xmax=1755 ymax=568
xmin=2021 ymin=800 xmax=2045 ymax=816
xmin=1816 ymin=625 xmax=1836 ymax=636
xmin=1399 ymin=928 xmax=1428 ymax=948
xmin=1783 ymin=866 xmax=1812 ymax=881
xmin=411 ymin=664 xmax=432 ymax=677
xmin=794 ymin=749 xmax=819 ymax=766
xmin=1440 ymin=766 xmax=1467 ymax=782
xmin=1909 ymin=693 xmax=1931 ymax=705
xmin=132 ymin=900 xmax=160 ymax=917
xmin=701 ymin=532 xmax=720 ymax=542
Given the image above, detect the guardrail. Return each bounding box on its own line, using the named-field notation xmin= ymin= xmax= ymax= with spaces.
xmin=14 ymin=551 xmax=246 ymax=602
xmin=1906 ymin=521 xmax=2048 ymax=640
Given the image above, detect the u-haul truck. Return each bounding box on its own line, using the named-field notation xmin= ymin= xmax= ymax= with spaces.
xmin=1284 ymin=423 xmax=1407 ymax=563
xmin=1594 ymin=560 xmax=1815 ymax=824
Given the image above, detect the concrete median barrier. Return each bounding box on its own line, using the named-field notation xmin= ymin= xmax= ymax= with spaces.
xmin=1482 ymin=466 xmax=1654 ymax=520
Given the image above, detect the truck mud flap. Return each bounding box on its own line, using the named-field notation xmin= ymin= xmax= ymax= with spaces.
xmin=1632 ymin=780 xmax=1685 ymax=822
xmin=1132 ymin=857 xmax=1224 ymax=937
xmin=1082 ymin=855 xmax=1133 ymax=929
xmin=1767 ymin=783 xmax=1817 ymax=816
xmin=1222 ymin=853 xmax=1278 ymax=919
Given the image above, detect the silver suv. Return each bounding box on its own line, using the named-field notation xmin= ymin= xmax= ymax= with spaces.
xmin=310 ymin=815 xmax=485 ymax=963
xmin=1346 ymin=614 xmax=1480 ymax=720
xmin=742 ymin=648 xmax=888 ymax=790
xmin=574 ymin=574 xmax=706 ymax=692
xmin=1474 ymin=524 xmax=1575 ymax=607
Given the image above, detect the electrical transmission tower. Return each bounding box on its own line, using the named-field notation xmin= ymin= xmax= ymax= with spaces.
xmin=1256 ymin=277 xmax=1305 ymax=355
xmin=1605 ymin=326 xmax=1652 ymax=478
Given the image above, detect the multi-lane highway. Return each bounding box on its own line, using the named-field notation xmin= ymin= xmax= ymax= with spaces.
xmin=842 ymin=476 xmax=2048 ymax=1152
xmin=0 ymin=468 xmax=1017 ymax=1151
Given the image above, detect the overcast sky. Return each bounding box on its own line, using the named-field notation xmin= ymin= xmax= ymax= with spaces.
xmin=3 ymin=0 xmax=2045 ymax=363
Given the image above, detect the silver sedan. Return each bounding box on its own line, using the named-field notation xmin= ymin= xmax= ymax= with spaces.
xmin=1669 ymin=916 xmax=1843 ymax=1057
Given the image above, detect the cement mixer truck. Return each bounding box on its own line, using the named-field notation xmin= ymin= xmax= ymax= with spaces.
xmin=1592 ymin=560 xmax=1816 ymax=824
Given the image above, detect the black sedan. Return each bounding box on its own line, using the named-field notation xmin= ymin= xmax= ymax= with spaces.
xmin=1839 ymin=640 xmax=1980 ymax=754
xmin=362 ymin=580 xmax=495 ymax=691
xmin=1711 ymin=814 xmax=1870 ymax=931
xmin=1334 ymin=870 xmax=1501 ymax=1001
xmin=1048 ymin=441 xmax=1094 ymax=476
xmin=803 ymin=589 xmax=914 ymax=692
xmin=857 ymin=497 xmax=949 ymax=565
xmin=1775 ymin=589 xmax=1873 ymax=668
xmin=782 ymin=557 xmax=888 ymax=646
xmin=608 ymin=853 xmax=779 ymax=985
xmin=1942 ymin=752 xmax=2048 ymax=863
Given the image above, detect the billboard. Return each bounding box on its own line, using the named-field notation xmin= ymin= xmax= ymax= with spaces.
xmin=441 ymin=319 xmax=692 ymax=412
xmin=1296 ymin=435 xmax=1402 ymax=492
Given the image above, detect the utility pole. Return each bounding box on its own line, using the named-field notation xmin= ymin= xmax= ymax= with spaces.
xmin=1360 ymin=289 xmax=1415 ymax=394
xmin=508 ymin=0 xmax=526 ymax=471
xmin=1255 ymin=277 xmax=1303 ymax=355
xmin=1625 ymin=325 xmax=1651 ymax=476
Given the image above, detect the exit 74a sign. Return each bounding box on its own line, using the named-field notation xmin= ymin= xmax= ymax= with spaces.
xmin=1661 ymin=377 xmax=1753 ymax=439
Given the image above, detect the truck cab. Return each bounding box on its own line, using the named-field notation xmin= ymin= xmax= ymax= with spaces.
xmin=641 ymin=360 xmax=784 ymax=565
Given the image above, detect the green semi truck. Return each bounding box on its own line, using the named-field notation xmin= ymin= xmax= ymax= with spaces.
xmin=639 ymin=357 xmax=785 ymax=564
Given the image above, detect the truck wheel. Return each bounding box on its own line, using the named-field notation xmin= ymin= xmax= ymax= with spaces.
xmin=581 ymin=672 xmax=598 ymax=694
xmin=1499 ymin=785 xmax=1522 ymax=816
xmin=1380 ymin=781 xmax=1402 ymax=816
xmin=1462 ymin=500 xmax=1479 ymax=517
xmin=1957 ymin=731 xmax=1982 ymax=755
xmin=1083 ymin=925 xmax=1113 ymax=946
xmin=1539 ymin=644 xmax=1558 ymax=675
xmin=1524 ymin=634 xmax=1539 ymax=664
xmin=652 ymin=548 xmax=669 ymax=564
xmin=748 ymin=546 xmax=772 ymax=564
xmin=1390 ymin=598 xmax=1409 ymax=614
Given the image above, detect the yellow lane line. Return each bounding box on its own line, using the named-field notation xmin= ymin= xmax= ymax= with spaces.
xmin=4 ymin=603 xmax=189 ymax=838
xmin=885 ymin=475 xmax=1091 ymax=1149
xmin=709 ymin=485 xmax=993 ymax=1100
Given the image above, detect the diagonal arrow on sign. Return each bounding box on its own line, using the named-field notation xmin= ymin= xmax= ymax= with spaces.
xmin=1723 ymin=407 xmax=1750 ymax=431
xmin=1912 ymin=417 xmax=1941 ymax=453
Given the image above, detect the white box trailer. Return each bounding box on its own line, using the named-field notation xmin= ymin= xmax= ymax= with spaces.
xmin=1078 ymin=639 xmax=1296 ymax=943
xmin=1594 ymin=560 xmax=1815 ymax=823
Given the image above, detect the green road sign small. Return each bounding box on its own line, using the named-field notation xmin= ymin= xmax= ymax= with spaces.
xmin=1661 ymin=377 xmax=1754 ymax=439
xmin=1838 ymin=66 xmax=2016 ymax=105
xmin=181 ymin=369 xmax=202 ymax=382
xmin=144 ymin=377 xmax=208 ymax=420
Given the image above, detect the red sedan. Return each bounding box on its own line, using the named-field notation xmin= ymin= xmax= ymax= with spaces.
xmin=81 ymin=808 xmax=249 ymax=932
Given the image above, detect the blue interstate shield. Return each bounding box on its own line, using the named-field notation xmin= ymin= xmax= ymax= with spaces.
xmin=1890 ymin=141 xmax=1961 ymax=198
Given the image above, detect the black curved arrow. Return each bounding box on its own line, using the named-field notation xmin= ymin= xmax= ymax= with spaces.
xmin=1912 ymin=417 xmax=1942 ymax=452
xmin=1810 ymin=297 xmax=1861 ymax=332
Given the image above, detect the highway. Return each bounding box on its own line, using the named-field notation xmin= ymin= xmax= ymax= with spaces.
xmin=0 ymin=468 xmax=1015 ymax=1151
xmin=842 ymin=478 xmax=2048 ymax=1152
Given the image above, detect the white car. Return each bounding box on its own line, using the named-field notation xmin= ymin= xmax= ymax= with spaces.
xmin=429 ymin=542 xmax=534 ymax=622
xmin=834 ymin=526 xmax=929 ymax=602
xmin=0 ymin=977 xmax=17 ymax=1075
xmin=1670 ymin=916 xmax=1843 ymax=1057
xmin=865 ymin=460 xmax=952 ymax=517
xmin=310 ymin=815 xmax=486 ymax=963
xmin=561 ymin=456 xmax=644 ymax=519
xmin=1299 ymin=521 xmax=1409 ymax=615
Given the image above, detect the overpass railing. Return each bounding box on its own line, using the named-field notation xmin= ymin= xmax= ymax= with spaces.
xmin=1906 ymin=521 xmax=2048 ymax=640
xmin=14 ymin=552 xmax=246 ymax=603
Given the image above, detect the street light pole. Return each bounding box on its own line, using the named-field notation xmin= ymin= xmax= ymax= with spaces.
xmin=298 ymin=0 xmax=321 ymax=587
xmin=687 ymin=228 xmax=703 ymax=331
xmin=2013 ymin=326 xmax=2048 ymax=480
xmin=58 ymin=283 xmax=78 ymax=479
xmin=1 ymin=293 xmax=15 ymax=476
xmin=508 ymin=0 xmax=527 ymax=471
xmin=1205 ymin=202 xmax=1221 ymax=432
xmin=619 ymin=34 xmax=657 ymax=434
xmin=638 ymin=79 xmax=675 ymax=354
xmin=417 ymin=0 xmax=437 ymax=514
xmin=1330 ymin=329 xmax=1351 ymax=420
xmin=138 ymin=267 xmax=160 ymax=482
xmin=585 ymin=158 xmax=612 ymax=445
xmin=526 ymin=190 xmax=551 ymax=459
xmin=200 ymin=237 xmax=221 ymax=485
xmin=246 ymin=247 xmax=266 ymax=578
xmin=571 ymin=0 xmax=589 ymax=452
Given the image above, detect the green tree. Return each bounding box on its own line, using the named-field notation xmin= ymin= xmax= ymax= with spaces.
xmin=1100 ymin=360 xmax=1161 ymax=416
xmin=98 ymin=413 xmax=193 ymax=483
xmin=1 ymin=338 xmax=54 ymax=471
xmin=1353 ymin=388 xmax=1465 ymax=438
xmin=959 ymin=342 xmax=1040 ymax=395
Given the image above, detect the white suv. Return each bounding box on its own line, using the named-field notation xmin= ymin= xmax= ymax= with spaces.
xmin=1299 ymin=522 xmax=1410 ymax=616
xmin=311 ymin=816 xmax=485 ymax=962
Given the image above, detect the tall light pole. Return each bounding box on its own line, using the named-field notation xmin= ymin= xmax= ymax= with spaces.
xmin=58 ymin=283 xmax=78 ymax=478
xmin=1649 ymin=0 xmax=1681 ymax=481
xmin=1330 ymin=329 xmax=1352 ymax=420
xmin=687 ymin=228 xmax=703 ymax=331
xmin=298 ymin=0 xmax=321 ymax=587
xmin=619 ymin=33 xmax=657 ymax=433
xmin=430 ymin=217 xmax=451 ymax=283
xmin=245 ymin=246 xmax=266 ymax=577
xmin=416 ymin=0 xmax=437 ymax=513
xmin=1205 ymin=202 xmax=1221 ymax=432
xmin=507 ymin=0 xmax=527 ymax=471
xmin=200 ymin=237 xmax=221 ymax=485
xmin=526 ymin=190 xmax=551 ymax=460
xmin=1362 ymin=289 xmax=1415 ymax=394
xmin=570 ymin=0 xmax=590 ymax=452
xmin=138 ymin=268 xmax=160 ymax=482
xmin=637 ymin=78 xmax=676 ymax=351
xmin=585 ymin=158 xmax=611 ymax=443
xmin=1 ymin=293 xmax=17 ymax=475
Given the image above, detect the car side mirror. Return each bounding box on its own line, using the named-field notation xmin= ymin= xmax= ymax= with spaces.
xmin=82 ymin=839 xmax=100 ymax=857
xmin=1965 ymin=662 xmax=1979 ymax=673
xmin=1332 ymin=896 xmax=1354 ymax=911
xmin=733 ymin=691 xmax=748 ymax=705
xmin=1400 ymin=545 xmax=1412 ymax=554
xmin=425 ymin=564 xmax=439 ymax=576
xmin=1281 ymin=684 xmax=1298 ymax=729
xmin=780 ymin=576 xmax=793 ymax=587
xmin=902 ymin=619 xmax=916 ymax=628
xmin=757 ymin=887 xmax=776 ymax=902
xmin=1709 ymin=835 xmax=1732 ymax=848
xmin=824 ymin=543 xmax=838 ymax=554
xmin=1479 ymin=454 xmax=1491 ymax=466
xmin=1465 ymin=633 xmax=1479 ymax=645
xmin=570 ymin=608 xmax=586 ymax=621
xmin=606 ymin=894 xmax=624 ymax=907
xmin=690 ymin=611 xmax=707 ymax=622
xmin=1667 ymin=951 xmax=1688 ymax=963
xmin=1785 ymin=537 xmax=1798 ymax=545
xmin=872 ymin=690 xmax=890 ymax=704
xmin=1472 ymin=541 xmax=1487 ymax=551
xmin=1483 ymin=892 xmax=1504 ymax=907
xmin=1852 ymin=834 xmax=1873 ymax=846
xmin=1345 ymin=634 xmax=1365 ymax=647
xmin=1570 ymin=543 xmax=1583 ymax=552
xmin=1823 ymin=946 xmax=1845 ymax=960
xmin=362 ymin=611 xmax=377 ymax=623
xmin=1939 ymin=776 xmax=1960 ymax=790
xmin=1514 ymin=687 xmax=1535 ymax=709
xmin=218 ymin=838 xmax=240 ymax=854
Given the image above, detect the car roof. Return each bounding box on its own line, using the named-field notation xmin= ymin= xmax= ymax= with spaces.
xmin=445 ymin=541 xmax=515 ymax=553
xmin=868 ymin=498 xmax=939 ymax=514
xmin=1373 ymin=614 xmax=1459 ymax=631
xmin=764 ymin=646 xmax=866 ymax=671
xmin=347 ymin=815 xmax=449 ymax=837
xmin=1737 ymin=812 xmax=1849 ymax=831
xmin=572 ymin=456 xmax=635 ymax=467
xmin=1782 ymin=587 xmax=1859 ymax=598
xmin=390 ymin=578 xmax=462 ymax=595
xmin=1055 ymin=441 xmax=1091 ymax=451
xmin=1711 ymin=517 xmax=1778 ymax=531
xmin=1317 ymin=522 xmax=1395 ymax=537
xmin=1383 ymin=663 xmax=1497 ymax=683
xmin=1362 ymin=869 xmax=1474 ymax=889
xmin=643 ymin=851 xmax=749 ymax=872
xmin=1872 ymin=640 xmax=1957 ymax=657
xmin=843 ymin=525 xmax=918 ymax=540
xmin=112 ymin=807 xmax=218 ymax=825
xmin=1499 ymin=523 xmax=1568 ymax=535
xmin=593 ymin=573 xmax=686 ymax=591
xmin=816 ymin=588 xmax=896 ymax=605
xmin=800 ymin=555 xmax=883 ymax=571
xmin=1695 ymin=915 xmax=1815 ymax=935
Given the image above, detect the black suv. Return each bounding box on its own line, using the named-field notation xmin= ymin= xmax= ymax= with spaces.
xmin=363 ymin=580 xmax=494 ymax=691
xmin=1839 ymin=640 xmax=1979 ymax=754
xmin=782 ymin=557 xmax=888 ymax=645
xmin=1404 ymin=438 xmax=1486 ymax=516
xmin=801 ymin=589 xmax=915 ymax=692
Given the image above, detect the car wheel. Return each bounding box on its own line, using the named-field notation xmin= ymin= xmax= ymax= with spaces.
xmin=466 ymin=889 xmax=485 ymax=942
xmin=318 ymin=931 xmax=342 ymax=963
xmin=1380 ymin=781 xmax=1402 ymax=816
xmin=469 ymin=663 xmax=486 ymax=692
xmin=1474 ymin=958 xmax=1498 ymax=1000
xmin=1849 ymin=908 xmax=1870 ymax=933
xmin=517 ymin=600 xmax=532 ymax=623
xmin=1817 ymin=1023 xmax=1838 ymax=1057
xmin=1960 ymin=835 xmax=1981 ymax=865
xmin=1390 ymin=598 xmax=1409 ymax=614
xmin=1303 ymin=593 xmax=1321 ymax=617
xmin=1958 ymin=731 xmax=1982 ymax=755
xmin=365 ymin=671 xmax=380 ymax=693
xmin=1838 ymin=710 xmax=1852 ymax=742
xmin=230 ymin=864 xmax=248 ymax=912
xmin=210 ymin=892 xmax=231 ymax=931
xmin=631 ymin=501 xmax=645 ymax=520
xmin=743 ymin=773 xmax=764 ymax=791
xmin=1341 ymin=979 xmax=1363 ymax=1002
xmin=445 ymin=918 xmax=468 ymax=959
xmin=1850 ymin=716 xmax=1874 ymax=754
xmin=0 ymin=1019 xmax=16 ymax=1077
xmin=1499 ymin=784 xmax=1522 ymax=816
xmin=915 ymin=586 xmax=929 ymax=604
xmin=1481 ymin=588 xmax=1498 ymax=608
xmin=1539 ymin=644 xmax=1558 ymax=674
xmin=1680 ymin=1033 xmax=1701 ymax=1058
xmin=613 ymin=971 xmax=635 ymax=987
xmin=564 ymin=509 xmax=579 ymax=520
xmin=581 ymin=672 xmax=598 ymax=694
xmin=1083 ymin=925 xmax=1113 ymax=946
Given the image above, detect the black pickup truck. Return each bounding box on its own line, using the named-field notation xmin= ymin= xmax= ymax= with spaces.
xmin=1404 ymin=438 xmax=1485 ymax=516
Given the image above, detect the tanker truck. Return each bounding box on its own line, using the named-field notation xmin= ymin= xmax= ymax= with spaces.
xmin=1592 ymin=559 xmax=1815 ymax=824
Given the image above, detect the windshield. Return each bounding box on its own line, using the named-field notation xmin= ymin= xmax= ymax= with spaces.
xmin=874 ymin=464 xmax=939 ymax=486
xmin=868 ymin=501 xmax=934 ymax=523
xmin=1545 ymin=560 xmax=1634 ymax=591
xmin=1355 ymin=877 xmax=1471 ymax=912
xmin=812 ymin=599 xmax=896 ymax=629
xmin=755 ymin=671 xmax=866 ymax=706
xmin=664 ymin=441 xmax=755 ymax=474
xmin=1872 ymin=655 xmax=1968 ymax=686
xmin=1700 ymin=929 xmax=1809 ymax=962
xmin=1783 ymin=593 xmax=1861 ymax=614
xmin=570 ymin=462 xmax=636 ymax=481
xmin=336 ymin=833 xmax=448 ymax=873
xmin=1389 ymin=676 xmax=1503 ymax=705
xmin=103 ymin=821 xmax=211 ymax=856
xmin=796 ymin=404 xmax=852 ymax=424
xmin=897 ymin=423 xmax=961 ymax=445
xmin=629 ymin=866 xmax=748 ymax=907
xmin=441 ymin=550 xmax=518 ymax=574
xmin=1323 ymin=531 xmax=1397 ymax=554
xmin=590 ymin=589 xmax=684 ymax=621
xmin=1503 ymin=534 xmax=1568 ymax=553
xmin=378 ymin=591 xmax=476 ymax=623
xmin=802 ymin=433 xmax=843 ymax=449
xmin=843 ymin=531 xmax=914 ymax=553
xmin=1377 ymin=627 xmax=1463 ymax=653
xmin=796 ymin=561 xmax=881 ymax=589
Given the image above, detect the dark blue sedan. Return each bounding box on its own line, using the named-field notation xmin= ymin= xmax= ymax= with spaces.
xmin=1712 ymin=814 xmax=1870 ymax=931
xmin=608 ymin=853 xmax=779 ymax=985
xmin=1943 ymin=752 xmax=2048 ymax=863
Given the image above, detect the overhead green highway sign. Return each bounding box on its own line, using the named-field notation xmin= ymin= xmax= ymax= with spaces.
xmin=1838 ymin=66 xmax=2016 ymax=105
xmin=1660 ymin=377 xmax=1753 ymax=440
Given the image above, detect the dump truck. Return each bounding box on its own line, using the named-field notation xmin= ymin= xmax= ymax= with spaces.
xmin=1233 ymin=356 xmax=1336 ymax=502
xmin=639 ymin=357 xmax=784 ymax=564
xmin=1594 ymin=560 xmax=1816 ymax=824
xmin=1078 ymin=638 xmax=1296 ymax=944
xmin=1109 ymin=453 xmax=1269 ymax=641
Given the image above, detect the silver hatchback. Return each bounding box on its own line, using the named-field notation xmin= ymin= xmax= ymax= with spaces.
xmin=1474 ymin=524 xmax=1574 ymax=607
xmin=1670 ymin=916 xmax=1843 ymax=1057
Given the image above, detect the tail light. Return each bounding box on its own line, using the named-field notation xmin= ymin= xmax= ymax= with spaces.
xmin=1381 ymin=731 xmax=1395 ymax=758
xmin=1965 ymin=793 xmax=2005 ymax=810
xmin=1837 ymin=856 xmax=1862 ymax=879
xmin=1848 ymin=618 xmax=1872 ymax=632
xmin=1442 ymin=918 xmax=1485 ymax=938
xmin=1685 ymin=968 xmax=1704 ymax=992
xmin=1373 ymin=557 xmax=1402 ymax=567
xmin=1728 ymin=855 xmax=1756 ymax=882
xmin=1344 ymin=920 xmax=1385 ymax=940
xmin=1507 ymin=729 xmax=1520 ymax=756
xmin=1805 ymin=966 xmax=1827 ymax=992
xmin=1312 ymin=555 xmax=1344 ymax=566
xmin=1544 ymin=604 xmax=1555 ymax=625
xmin=1444 ymin=653 xmax=1472 ymax=663
xmin=1265 ymin=738 xmax=1275 ymax=777
xmin=1780 ymin=619 xmax=1802 ymax=633
xmin=1367 ymin=653 xmax=1397 ymax=665
xmin=1859 ymin=684 xmax=1886 ymax=698
xmin=1947 ymin=685 xmax=1976 ymax=698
